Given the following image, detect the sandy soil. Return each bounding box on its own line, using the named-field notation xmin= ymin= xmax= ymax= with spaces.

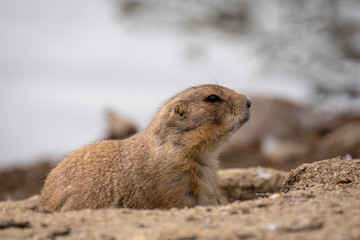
xmin=0 ymin=157 xmax=359 ymax=240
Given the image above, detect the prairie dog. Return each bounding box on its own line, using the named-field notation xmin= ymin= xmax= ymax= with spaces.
xmin=39 ymin=85 xmax=251 ymax=211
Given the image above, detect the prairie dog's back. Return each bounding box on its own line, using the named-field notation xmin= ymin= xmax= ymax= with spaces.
xmin=40 ymin=136 xmax=147 ymax=211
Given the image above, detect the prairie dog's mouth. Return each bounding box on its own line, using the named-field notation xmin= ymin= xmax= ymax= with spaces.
xmin=242 ymin=109 xmax=250 ymax=123
xmin=232 ymin=109 xmax=250 ymax=130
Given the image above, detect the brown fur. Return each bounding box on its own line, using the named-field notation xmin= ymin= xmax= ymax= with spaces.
xmin=39 ymin=85 xmax=251 ymax=211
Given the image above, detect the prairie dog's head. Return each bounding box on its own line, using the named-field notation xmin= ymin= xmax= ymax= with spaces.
xmin=151 ymin=85 xmax=251 ymax=148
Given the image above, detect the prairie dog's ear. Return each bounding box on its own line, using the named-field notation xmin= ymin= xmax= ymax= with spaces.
xmin=172 ymin=102 xmax=187 ymax=120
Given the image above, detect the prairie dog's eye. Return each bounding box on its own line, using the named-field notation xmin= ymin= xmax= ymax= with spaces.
xmin=204 ymin=94 xmax=222 ymax=103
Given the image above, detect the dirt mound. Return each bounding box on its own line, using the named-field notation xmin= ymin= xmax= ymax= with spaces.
xmin=1 ymin=158 xmax=359 ymax=240
xmin=282 ymin=156 xmax=360 ymax=192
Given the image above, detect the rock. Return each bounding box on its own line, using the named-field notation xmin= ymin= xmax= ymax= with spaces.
xmin=218 ymin=167 xmax=288 ymax=201
xmin=105 ymin=108 xmax=138 ymax=140
xmin=316 ymin=118 xmax=360 ymax=160
xmin=0 ymin=161 xmax=55 ymax=201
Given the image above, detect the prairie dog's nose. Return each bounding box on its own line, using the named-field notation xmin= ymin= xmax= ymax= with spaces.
xmin=245 ymin=96 xmax=252 ymax=109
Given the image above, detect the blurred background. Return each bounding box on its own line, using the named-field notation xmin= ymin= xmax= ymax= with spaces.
xmin=1 ymin=0 xmax=359 ymax=200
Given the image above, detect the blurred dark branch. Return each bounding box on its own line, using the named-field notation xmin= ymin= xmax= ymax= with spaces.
xmin=328 ymin=0 xmax=360 ymax=61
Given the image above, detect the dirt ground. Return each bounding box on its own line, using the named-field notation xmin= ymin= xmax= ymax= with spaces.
xmin=0 ymin=157 xmax=359 ymax=240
